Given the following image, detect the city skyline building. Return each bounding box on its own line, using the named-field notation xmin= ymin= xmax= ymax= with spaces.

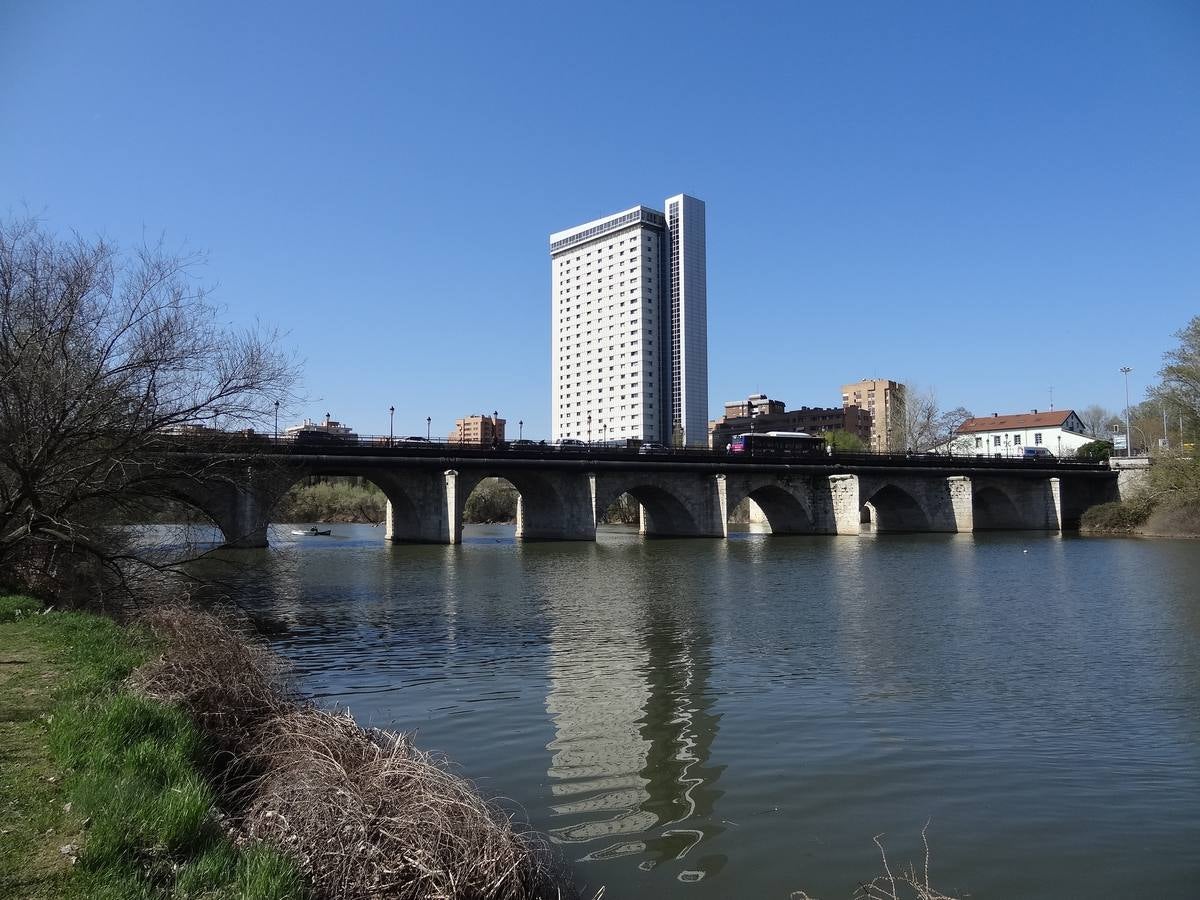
xmin=448 ymin=413 xmax=506 ymax=447
xmin=841 ymin=379 xmax=906 ymax=452
xmin=550 ymin=194 xmax=708 ymax=445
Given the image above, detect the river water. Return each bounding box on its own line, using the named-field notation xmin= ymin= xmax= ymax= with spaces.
xmin=197 ymin=524 xmax=1200 ymax=898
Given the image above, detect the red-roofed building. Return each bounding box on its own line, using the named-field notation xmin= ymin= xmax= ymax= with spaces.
xmin=940 ymin=409 xmax=1093 ymax=457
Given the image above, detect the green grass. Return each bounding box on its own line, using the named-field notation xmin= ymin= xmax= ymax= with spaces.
xmin=0 ymin=595 xmax=307 ymax=899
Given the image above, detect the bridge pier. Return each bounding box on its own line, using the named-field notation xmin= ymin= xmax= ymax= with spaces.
xmin=446 ymin=469 xmax=596 ymax=543
xmin=971 ymin=475 xmax=1063 ymax=531
xmin=383 ymin=470 xmax=454 ymax=543
xmin=215 ymin=486 xmax=270 ymax=548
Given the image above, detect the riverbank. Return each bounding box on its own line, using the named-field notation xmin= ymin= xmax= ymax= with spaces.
xmin=1 ymin=597 xmax=575 ymax=900
xmin=1080 ymin=456 xmax=1200 ymax=537
xmin=1080 ymin=503 xmax=1200 ymax=537
xmin=0 ymin=596 xmax=306 ymax=899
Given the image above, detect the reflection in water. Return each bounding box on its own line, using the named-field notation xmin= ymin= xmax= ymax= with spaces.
xmin=543 ymin=536 xmax=726 ymax=881
xmin=171 ymin=524 xmax=1200 ymax=900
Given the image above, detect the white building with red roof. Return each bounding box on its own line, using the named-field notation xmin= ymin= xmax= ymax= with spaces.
xmin=940 ymin=409 xmax=1094 ymax=457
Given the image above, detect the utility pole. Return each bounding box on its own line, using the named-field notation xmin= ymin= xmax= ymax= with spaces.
xmin=1120 ymin=367 xmax=1132 ymax=457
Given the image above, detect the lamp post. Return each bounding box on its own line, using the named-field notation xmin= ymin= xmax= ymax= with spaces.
xmin=587 ymin=414 xmax=592 ymax=446
xmin=273 ymin=400 xmax=279 ymax=441
xmin=518 ymin=419 xmax=523 ymax=440
xmin=426 ymin=416 xmax=431 ymax=441
xmin=389 ymin=405 xmax=394 ymax=445
xmin=1120 ymin=366 xmax=1132 ymax=457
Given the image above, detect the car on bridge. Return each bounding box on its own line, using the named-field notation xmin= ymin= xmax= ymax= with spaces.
xmin=1022 ymin=447 xmax=1055 ymax=459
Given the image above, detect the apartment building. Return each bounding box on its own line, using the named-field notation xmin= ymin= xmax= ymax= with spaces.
xmin=709 ymin=393 xmax=872 ymax=450
xmin=841 ymin=379 xmax=906 ymax=452
xmin=550 ymin=194 xmax=708 ymax=445
xmin=449 ymin=413 xmax=506 ymax=447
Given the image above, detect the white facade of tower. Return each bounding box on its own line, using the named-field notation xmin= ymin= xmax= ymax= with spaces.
xmin=550 ymin=206 xmax=667 ymax=443
xmin=664 ymin=194 xmax=709 ymax=446
xmin=549 ymin=195 xmax=707 ymax=445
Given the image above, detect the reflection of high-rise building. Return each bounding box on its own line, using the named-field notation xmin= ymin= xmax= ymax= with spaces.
xmin=543 ymin=586 xmax=724 ymax=877
xmin=550 ymin=195 xmax=708 ymax=446
xmin=841 ymin=379 xmax=906 ymax=452
xmin=545 ymin=613 xmax=656 ymax=847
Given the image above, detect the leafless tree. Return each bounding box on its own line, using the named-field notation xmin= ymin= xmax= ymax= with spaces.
xmin=0 ymin=217 xmax=299 ymax=603
xmin=1078 ymin=404 xmax=1118 ymax=439
xmin=896 ymin=385 xmax=972 ymax=453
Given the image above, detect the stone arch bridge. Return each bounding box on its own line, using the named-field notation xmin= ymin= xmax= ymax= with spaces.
xmin=158 ymin=443 xmax=1119 ymax=548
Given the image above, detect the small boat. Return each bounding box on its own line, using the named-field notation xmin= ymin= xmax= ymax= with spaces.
xmin=290 ymin=527 xmax=332 ymax=536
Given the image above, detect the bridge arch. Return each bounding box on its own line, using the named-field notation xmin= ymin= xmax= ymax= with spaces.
xmin=452 ymin=468 xmax=594 ymax=541
xmin=859 ymin=482 xmax=932 ymax=533
xmin=592 ymin=472 xmax=724 ymax=538
xmin=722 ymin=475 xmax=817 ymax=535
xmin=155 ymin=477 xmax=272 ymax=548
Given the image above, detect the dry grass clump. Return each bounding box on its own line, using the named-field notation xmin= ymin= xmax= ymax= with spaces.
xmin=130 ymin=604 xmax=576 ymax=899
xmin=132 ymin=605 xmax=292 ymax=762
xmin=792 ymin=825 xmax=963 ymax=900
xmin=243 ymin=707 xmax=570 ymax=899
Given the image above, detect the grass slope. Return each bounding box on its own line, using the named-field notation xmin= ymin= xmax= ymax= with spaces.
xmin=0 ymin=596 xmax=306 ymax=900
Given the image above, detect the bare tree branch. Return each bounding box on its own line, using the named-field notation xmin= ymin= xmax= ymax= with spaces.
xmin=0 ymin=216 xmax=300 ymax=602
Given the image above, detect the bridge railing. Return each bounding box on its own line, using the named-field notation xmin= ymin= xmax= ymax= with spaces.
xmin=154 ymin=431 xmax=1110 ymax=471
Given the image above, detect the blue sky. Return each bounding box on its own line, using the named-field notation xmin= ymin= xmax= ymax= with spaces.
xmin=3 ymin=1 xmax=1197 ymax=438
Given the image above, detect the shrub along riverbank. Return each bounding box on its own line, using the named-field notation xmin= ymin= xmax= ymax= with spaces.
xmin=1081 ymin=455 xmax=1200 ymax=536
xmin=0 ymin=597 xmax=575 ymax=900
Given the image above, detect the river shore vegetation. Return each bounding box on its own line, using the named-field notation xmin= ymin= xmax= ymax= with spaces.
xmin=0 ymin=595 xmax=306 ymax=899
xmin=1080 ymin=315 xmax=1200 ymax=536
xmin=2 ymin=596 xmax=577 ymax=899
xmin=1081 ymin=452 xmax=1200 ymax=536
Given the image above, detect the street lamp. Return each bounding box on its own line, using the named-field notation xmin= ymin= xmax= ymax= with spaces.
xmin=518 ymin=419 xmax=523 ymax=440
xmin=587 ymin=414 xmax=592 ymax=446
xmin=426 ymin=416 xmax=431 ymax=441
xmin=273 ymin=400 xmax=279 ymax=441
xmin=389 ymin=405 xmax=394 ymax=445
xmin=1120 ymin=366 xmax=1132 ymax=457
